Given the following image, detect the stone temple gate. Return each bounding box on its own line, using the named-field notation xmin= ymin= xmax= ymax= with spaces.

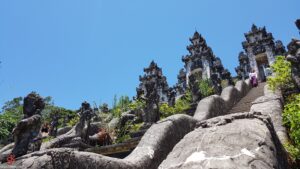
xmin=236 ymin=24 xmax=286 ymax=81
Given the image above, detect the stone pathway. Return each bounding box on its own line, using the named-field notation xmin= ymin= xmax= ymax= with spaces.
xmin=228 ymin=82 xmax=265 ymax=114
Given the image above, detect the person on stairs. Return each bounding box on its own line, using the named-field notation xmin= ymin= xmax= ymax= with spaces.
xmin=249 ymin=69 xmax=258 ymax=87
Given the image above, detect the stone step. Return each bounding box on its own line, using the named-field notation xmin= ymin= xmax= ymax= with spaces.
xmin=228 ymin=82 xmax=265 ymax=114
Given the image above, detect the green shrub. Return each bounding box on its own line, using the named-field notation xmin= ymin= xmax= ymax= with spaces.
xmin=130 ymin=122 xmax=144 ymax=132
xmin=67 ymin=115 xmax=80 ymax=127
xmin=282 ymin=93 xmax=300 ymax=162
xmin=283 ymin=94 xmax=300 ymax=144
xmin=115 ymin=121 xmax=132 ymax=143
xmin=267 ymin=56 xmax=293 ymax=91
xmin=198 ymin=79 xmax=215 ymax=97
xmin=42 ymin=136 xmax=55 ymax=143
xmin=267 ymin=56 xmax=300 ymax=165
xmin=160 ymin=90 xmax=192 ymax=119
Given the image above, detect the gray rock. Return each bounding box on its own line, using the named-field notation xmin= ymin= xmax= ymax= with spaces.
xmin=159 ymin=112 xmax=288 ymax=169
xmin=108 ymin=117 xmax=120 ymax=129
xmin=56 ymin=126 xmax=72 ymax=136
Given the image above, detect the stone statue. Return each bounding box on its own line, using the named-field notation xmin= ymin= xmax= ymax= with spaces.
xmin=143 ymin=80 xmax=160 ymax=124
xmin=210 ymin=73 xmax=222 ymax=95
xmin=222 ymin=69 xmax=234 ymax=86
xmin=11 ymin=92 xmax=45 ymax=158
xmin=188 ymin=73 xmax=202 ymax=103
xmin=49 ymin=110 xmax=60 ymax=137
xmin=287 ymin=38 xmax=300 ymax=90
xmin=76 ymin=101 xmax=96 ymax=143
xmin=167 ymin=87 xmax=176 ymax=106
xmin=275 ymin=40 xmax=286 ymax=56
xmin=296 ymin=19 xmax=300 ymax=32
xmin=235 ymin=66 xmax=244 ymax=80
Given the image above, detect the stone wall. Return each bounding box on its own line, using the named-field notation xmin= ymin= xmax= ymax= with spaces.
xmin=194 ymin=79 xmax=251 ymax=121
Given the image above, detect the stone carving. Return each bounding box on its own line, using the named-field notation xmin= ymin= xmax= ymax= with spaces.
xmin=221 ymin=69 xmax=234 ymax=86
xmin=137 ymin=61 xmax=169 ymax=124
xmin=167 ymin=87 xmax=176 ymax=106
xmin=49 ymin=110 xmax=60 ymax=137
xmin=275 ymin=40 xmax=286 ymax=56
xmin=12 ymin=92 xmax=45 ymax=158
xmin=296 ymin=19 xmax=300 ymax=32
xmin=159 ymin=112 xmax=289 ymax=169
xmin=287 ymin=38 xmax=300 ymax=90
xmin=176 ymin=68 xmax=187 ymax=95
xmin=238 ymin=24 xmax=283 ymax=81
xmin=143 ymin=79 xmax=160 ymax=124
xmin=77 ymin=101 xmax=96 ymax=143
xmin=188 ymin=72 xmax=202 ymax=103
xmin=176 ymin=32 xmax=229 ymax=101
xmin=210 ymin=73 xmax=222 ymax=95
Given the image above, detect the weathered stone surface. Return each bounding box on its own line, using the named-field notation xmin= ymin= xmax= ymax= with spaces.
xmin=193 ymin=95 xmax=226 ymax=121
xmin=159 ymin=112 xmax=289 ymax=169
xmin=108 ymin=117 xmax=120 ymax=129
xmin=56 ymin=126 xmax=72 ymax=136
xmin=194 ymin=79 xmax=251 ymax=121
xmin=4 ymin=114 xmax=197 ymax=169
xmin=250 ymin=85 xmax=288 ymax=144
xmin=9 ymin=92 xmax=45 ymax=160
xmin=220 ymin=85 xmax=240 ymax=111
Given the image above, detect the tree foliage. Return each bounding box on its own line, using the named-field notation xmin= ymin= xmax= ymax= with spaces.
xmin=0 ymin=97 xmax=23 ymax=140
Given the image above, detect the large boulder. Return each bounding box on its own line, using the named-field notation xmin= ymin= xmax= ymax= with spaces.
xmin=159 ymin=112 xmax=289 ymax=169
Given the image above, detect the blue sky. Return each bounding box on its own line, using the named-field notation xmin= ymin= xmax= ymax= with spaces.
xmin=0 ymin=0 xmax=299 ymax=110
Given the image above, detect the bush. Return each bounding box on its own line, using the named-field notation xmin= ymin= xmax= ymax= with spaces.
xmin=0 ymin=98 xmax=23 ymax=140
xmin=267 ymin=56 xmax=293 ymax=91
xmin=267 ymin=56 xmax=300 ymax=165
xmin=198 ymin=79 xmax=215 ymax=97
xmin=160 ymin=90 xmax=192 ymax=119
xmin=282 ymin=93 xmax=300 ymax=166
xmin=67 ymin=115 xmax=80 ymax=127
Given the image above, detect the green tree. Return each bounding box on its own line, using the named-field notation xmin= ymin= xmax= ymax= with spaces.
xmin=0 ymin=97 xmax=23 ymax=140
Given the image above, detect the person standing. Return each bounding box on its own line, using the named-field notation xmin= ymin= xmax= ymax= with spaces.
xmin=249 ymin=69 xmax=258 ymax=87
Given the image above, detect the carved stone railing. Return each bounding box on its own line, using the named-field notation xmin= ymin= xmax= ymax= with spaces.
xmin=193 ymin=79 xmax=251 ymax=121
xmin=250 ymin=85 xmax=288 ymax=144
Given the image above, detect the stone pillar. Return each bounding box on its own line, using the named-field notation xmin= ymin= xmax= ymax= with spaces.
xmin=248 ymin=51 xmax=259 ymax=77
xmin=201 ymin=59 xmax=210 ymax=79
xmin=185 ymin=61 xmax=192 ymax=85
xmin=265 ymin=46 xmax=275 ymax=64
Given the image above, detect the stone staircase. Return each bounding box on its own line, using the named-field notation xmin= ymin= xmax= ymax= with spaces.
xmin=228 ymin=82 xmax=265 ymax=114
